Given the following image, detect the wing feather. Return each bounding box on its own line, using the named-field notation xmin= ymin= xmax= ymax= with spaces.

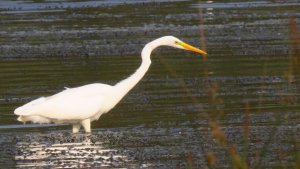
xmin=14 ymin=83 xmax=112 ymax=120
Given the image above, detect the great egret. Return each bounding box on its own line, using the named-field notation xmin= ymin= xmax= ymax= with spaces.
xmin=14 ymin=36 xmax=207 ymax=133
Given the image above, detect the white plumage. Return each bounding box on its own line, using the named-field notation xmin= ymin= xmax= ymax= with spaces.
xmin=14 ymin=36 xmax=207 ymax=133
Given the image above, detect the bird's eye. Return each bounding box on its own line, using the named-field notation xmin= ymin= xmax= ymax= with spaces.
xmin=175 ymin=41 xmax=179 ymax=44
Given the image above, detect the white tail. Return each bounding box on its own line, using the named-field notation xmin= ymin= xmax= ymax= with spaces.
xmin=14 ymin=97 xmax=47 ymax=115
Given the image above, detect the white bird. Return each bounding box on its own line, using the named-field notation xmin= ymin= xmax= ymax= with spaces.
xmin=14 ymin=36 xmax=207 ymax=133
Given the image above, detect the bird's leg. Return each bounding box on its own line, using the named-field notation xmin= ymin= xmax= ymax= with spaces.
xmin=81 ymin=118 xmax=91 ymax=133
xmin=72 ymin=123 xmax=81 ymax=133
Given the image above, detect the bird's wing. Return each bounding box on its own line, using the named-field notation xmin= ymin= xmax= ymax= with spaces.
xmin=14 ymin=83 xmax=112 ymax=120
xmin=14 ymin=97 xmax=48 ymax=115
xmin=36 ymin=94 xmax=105 ymax=120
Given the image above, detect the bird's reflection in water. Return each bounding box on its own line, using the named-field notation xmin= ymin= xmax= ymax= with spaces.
xmin=15 ymin=132 xmax=128 ymax=168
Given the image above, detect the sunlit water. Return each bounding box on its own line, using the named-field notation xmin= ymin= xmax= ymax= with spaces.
xmin=0 ymin=0 xmax=299 ymax=168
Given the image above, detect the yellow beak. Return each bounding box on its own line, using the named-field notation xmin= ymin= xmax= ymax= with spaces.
xmin=179 ymin=42 xmax=207 ymax=55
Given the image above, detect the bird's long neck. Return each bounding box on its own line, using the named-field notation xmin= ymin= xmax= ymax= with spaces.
xmin=113 ymin=39 xmax=160 ymax=101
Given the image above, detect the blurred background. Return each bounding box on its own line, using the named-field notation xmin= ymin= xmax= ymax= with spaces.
xmin=0 ymin=0 xmax=299 ymax=168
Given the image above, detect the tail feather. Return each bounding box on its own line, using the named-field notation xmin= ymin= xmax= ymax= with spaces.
xmin=14 ymin=107 xmax=34 ymax=116
xmin=14 ymin=97 xmax=47 ymax=116
xmin=17 ymin=115 xmax=51 ymax=124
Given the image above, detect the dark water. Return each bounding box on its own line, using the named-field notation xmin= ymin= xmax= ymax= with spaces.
xmin=0 ymin=0 xmax=300 ymax=168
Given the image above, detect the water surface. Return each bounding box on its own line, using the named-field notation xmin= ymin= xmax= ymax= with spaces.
xmin=0 ymin=0 xmax=299 ymax=168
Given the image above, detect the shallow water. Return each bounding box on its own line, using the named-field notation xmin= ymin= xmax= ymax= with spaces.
xmin=0 ymin=0 xmax=299 ymax=168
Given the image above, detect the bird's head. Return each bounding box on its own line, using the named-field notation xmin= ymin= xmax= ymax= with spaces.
xmin=163 ymin=36 xmax=207 ymax=55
